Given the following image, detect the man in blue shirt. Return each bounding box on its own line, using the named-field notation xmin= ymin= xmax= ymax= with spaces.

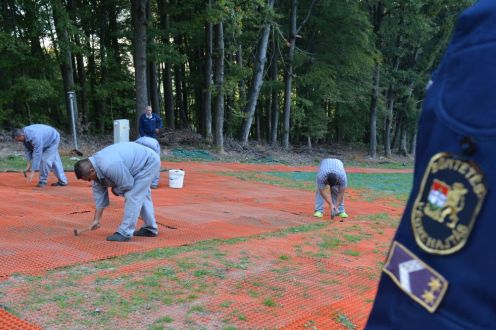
xmin=139 ymin=105 xmax=163 ymax=139
xmin=366 ymin=1 xmax=495 ymax=328
xmin=13 ymin=124 xmax=68 ymax=187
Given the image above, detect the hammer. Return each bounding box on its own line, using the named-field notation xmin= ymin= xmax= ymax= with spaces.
xmin=74 ymin=223 xmax=100 ymax=236
xmin=74 ymin=227 xmax=91 ymax=236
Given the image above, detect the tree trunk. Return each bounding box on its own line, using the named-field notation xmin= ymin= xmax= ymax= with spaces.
xmin=146 ymin=0 xmax=160 ymax=119
xmin=240 ymin=0 xmax=275 ymax=146
xmin=384 ymin=86 xmax=394 ymax=158
xmin=369 ymin=63 xmax=380 ymax=158
xmin=213 ymin=22 xmax=225 ymax=152
xmin=398 ymin=120 xmax=408 ymax=156
xmin=158 ymin=0 xmax=175 ymax=129
xmin=148 ymin=62 xmax=160 ymax=120
xmin=203 ymin=0 xmax=213 ymax=140
xmin=180 ymin=61 xmax=189 ymax=128
xmin=410 ymin=129 xmax=417 ymax=157
xmin=270 ymin=30 xmax=279 ymax=147
xmin=131 ymin=0 xmax=149 ymax=135
xmin=265 ymin=93 xmax=271 ymax=143
xmin=74 ymin=37 xmax=88 ymax=134
xmin=51 ymin=0 xmax=75 ymax=132
xmin=282 ymin=0 xmax=296 ymax=149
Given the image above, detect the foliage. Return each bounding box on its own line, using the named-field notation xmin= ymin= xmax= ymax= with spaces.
xmin=0 ymin=0 xmax=474 ymax=152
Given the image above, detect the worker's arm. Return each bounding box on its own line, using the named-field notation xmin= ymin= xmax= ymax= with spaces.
xmin=319 ymin=187 xmax=336 ymax=214
xmin=91 ymin=208 xmax=104 ymax=230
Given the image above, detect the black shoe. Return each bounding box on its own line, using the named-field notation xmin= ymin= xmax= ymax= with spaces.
xmin=51 ymin=181 xmax=67 ymax=187
xmin=37 ymin=182 xmax=47 ymax=187
xmin=106 ymin=232 xmax=130 ymax=242
xmin=133 ymin=227 xmax=157 ymax=237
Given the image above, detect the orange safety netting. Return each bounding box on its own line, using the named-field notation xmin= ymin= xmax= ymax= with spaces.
xmin=0 ymin=161 xmax=408 ymax=329
xmin=0 ymin=309 xmax=41 ymax=330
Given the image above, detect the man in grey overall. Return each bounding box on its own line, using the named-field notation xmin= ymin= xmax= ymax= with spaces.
xmin=74 ymin=142 xmax=161 ymax=242
xmin=13 ymin=124 xmax=68 ymax=187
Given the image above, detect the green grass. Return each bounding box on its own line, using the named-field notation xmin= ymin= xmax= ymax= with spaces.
xmin=263 ymin=297 xmax=276 ymax=307
xmin=319 ymin=237 xmax=343 ymax=250
xmin=0 ymin=155 xmax=79 ymax=171
xmin=342 ymin=250 xmax=361 ymax=257
xmin=336 ymin=312 xmax=356 ymax=330
xmin=218 ymin=171 xmax=412 ymax=201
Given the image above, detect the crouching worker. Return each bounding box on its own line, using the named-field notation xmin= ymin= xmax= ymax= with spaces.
xmin=74 ymin=142 xmax=161 ymax=242
xmin=313 ymin=158 xmax=348 ymax=220
xmin=13 ymin=124 xmax=68 ymax=187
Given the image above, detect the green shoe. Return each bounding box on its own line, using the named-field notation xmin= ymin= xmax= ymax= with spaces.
xmin=313 ymin=211 xmax=323 ymax=218
xmin=338 ymin=212 xmax=349 ymax=218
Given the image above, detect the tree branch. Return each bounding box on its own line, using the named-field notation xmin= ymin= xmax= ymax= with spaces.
xmin=296 ymin=0 xmax=319 ymax=35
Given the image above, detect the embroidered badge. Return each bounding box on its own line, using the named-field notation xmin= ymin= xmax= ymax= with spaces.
xmin=383 ymin=241 xmax=448 ymax=313
xmin=411 ymin=153 xmax=486 ymax=255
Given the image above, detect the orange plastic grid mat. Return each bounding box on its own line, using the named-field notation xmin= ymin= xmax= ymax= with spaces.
xmin=0 ymin=309 xmax=41 ymax=330
xmin=0 ymin=161 xmax=408 ymax=328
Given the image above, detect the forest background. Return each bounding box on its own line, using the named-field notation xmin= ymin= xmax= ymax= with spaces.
xmin=0 ymin=0 xmax=474 ymax=157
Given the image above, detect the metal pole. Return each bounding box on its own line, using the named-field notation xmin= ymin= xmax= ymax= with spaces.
xmin=67 ymin=91 xmax=79 ymax=150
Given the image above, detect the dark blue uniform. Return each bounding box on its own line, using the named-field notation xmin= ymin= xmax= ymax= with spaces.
xmin=139 ymin=113 xmax=163 ymax=138
xmin=366 ymin=1 xmax=496 ymax=329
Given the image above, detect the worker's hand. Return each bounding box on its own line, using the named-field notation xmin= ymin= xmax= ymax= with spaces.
xmin=110 ymin=187 xmax=124 ymax=197
xmin=26 ymin=170 xmax=35 ymax=183
xmin=331 ymin=207 xmax=338 ymax=219
xmin=90 ymin=220 xmax=101 ymax=231
xmin=155 ymin=128 xmax=160 ymax=134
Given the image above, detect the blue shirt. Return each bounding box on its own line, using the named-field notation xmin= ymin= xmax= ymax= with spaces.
xmin=139 ymin=113 xmax=162 ymax=138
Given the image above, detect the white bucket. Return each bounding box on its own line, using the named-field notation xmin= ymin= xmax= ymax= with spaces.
xmin=168 ymin=169 xmax=185 ymax=188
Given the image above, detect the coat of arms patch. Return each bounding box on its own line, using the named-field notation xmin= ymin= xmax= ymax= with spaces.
xmin=411 ymin=153 xmax=487 ymax=254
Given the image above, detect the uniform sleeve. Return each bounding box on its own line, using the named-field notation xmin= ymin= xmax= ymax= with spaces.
xmin=155 ymin=114 xmax=163 ymax=129
xmin=92 ymin=182 xmax=110 ymax=209
xmin=29 ymin=135 xmax=44 ymax=171
xmin=24 ymin=147 xmax=32 ymax=161
xmin=103 ymin=162 xmax=135 ymax=194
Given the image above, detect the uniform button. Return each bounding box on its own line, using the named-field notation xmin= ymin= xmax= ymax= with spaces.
xmin=460 ymin=136 xmax=476 ymax=156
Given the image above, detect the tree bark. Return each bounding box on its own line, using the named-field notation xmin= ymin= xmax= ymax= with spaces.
xmin=282 ymin=0 xmax=317 ymax=149
xmin=270 ymin=30 xmax=279 ymax=146
xmin=203 ymin=0 xmax=213 ymax=140
xmin=146 ymin=2 xmax=160 ymax=120
xmin=131 ymin=0 xmax=149 ymax=134
xmin=51 ymin=0 xmax=75 ymax=132
xmin=213 ymin=22 xmax=225 ymax=151
xmin=282 ymin=0 xmax=296 ymax=149
xmin=240 ymin=0 xmax=275 ymax=146
xmin=369 ymin=63 xmax=380 ymax=158
xmin=158 ymin=0 xmax=175 ymax=129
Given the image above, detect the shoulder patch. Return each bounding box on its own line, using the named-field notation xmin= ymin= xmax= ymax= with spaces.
xmin=383 ymin=241 xmax=448 ymax=313
xmin=411 ymin=153 xmax=487 ymax=255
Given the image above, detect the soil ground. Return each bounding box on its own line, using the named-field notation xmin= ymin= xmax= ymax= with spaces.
xmin=0 ymin=129 xmax=413 ymax=329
